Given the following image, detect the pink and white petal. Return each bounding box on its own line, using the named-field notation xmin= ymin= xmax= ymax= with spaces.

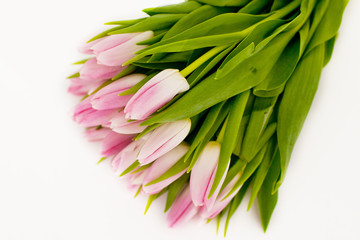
xmin=78 ymin=38 xmax=103 ymax=54
xmin=84 ymin=127 xmax=112 ymax=142
xmin=91 ymin=33 xmax=139 ymax=55
xmin=189 ymin=142 xmax=221 ymax=207
xmin=79 ymin=58 xmax=125 ymax=81
xmin=101 ymin=132 xmax=134 ymax=157
xmin=138 ymin=119 xmax=191 ymax=164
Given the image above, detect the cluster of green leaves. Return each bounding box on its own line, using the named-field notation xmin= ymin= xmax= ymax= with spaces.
xmin=86 ymin=0 xmax=348 ymax=234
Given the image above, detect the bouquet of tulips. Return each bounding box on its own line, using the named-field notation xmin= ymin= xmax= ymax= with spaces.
xmin=68 ymin=0 xmax=348 ymax=234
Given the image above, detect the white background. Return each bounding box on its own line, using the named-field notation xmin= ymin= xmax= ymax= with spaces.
xmin=0 ymin=0 xmax=359 ymax=239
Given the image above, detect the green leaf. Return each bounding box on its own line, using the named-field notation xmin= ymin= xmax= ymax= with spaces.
xmin=105 ymin=18 xmax=145 ymax=26
xmin=194 ymin=0 xmax=250 ymax=7
xmin=323 ymin=36 xmax=336 ymax=66
xmin=143 ymin=1 xmax=203 ymax=16
xmin=305 ymin=0 xmax=348 ymax=56
xmin=253 ymin=34 xmax=300 ymax=97
xmin=142 ymin=28 xmax=296 ymax=125
xmin=183 ymin=102 xmax=225 ymax=163
xmin=120 ymin=161 xmax=140 ymax=177
xmin=225 ymin=144 xmax=267 ymax=198
xmin=247 ymin=139 xmax=278 ymax=210
xmin=224 ymin=176 xmax=252 ymax=236
xmin=112 ymin=65 xmax=137 ymax=80
xmin=271 ymin=0 xmax=293 ymax=11
xmin=144 ymin=189 xmax=167 ymax=214
xmin=87 ymin=26 xmax=124 ymax=43
xmin=209 ymin=91 xmax=250 ymax=197
xmin=136 ymin=32 xmax=166 ymax=45
xmin=239 ymin=0 xmax=273 ymax=14
xmin=109 ymin=14 xmax=186 ymax=34
xmin=257 ymin=149 xmax=281 ymax=232
xmin=240 ymin=96 xmax=277 ymax=162
xmin=72 ymin=58 xmax=90 ymax=65
xmin=165 ymin=174 xmax=189 ymax=212
xmin=276 ymin=43 xmax=325 ymax=191
xmin=67 ymin=72 xmax=80 ymax=79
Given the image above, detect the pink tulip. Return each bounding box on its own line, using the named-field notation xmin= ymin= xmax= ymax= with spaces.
xmin=111 ymin=137 xmax=147 ymax=174
xmin=101 ymin=131 xmax=135 ymax=157
xmin=110 ymin=111 xmax=146 ymax=134
xmin=68 ymin=77 xmax=105 ymax=96
xmin=142 ymin=143 xmax=189 ymax=195
xmin=201 ymin=173 xmax=242 ymax=220
xmin=137 ymin=119 xmax=191 ymax=165
xmin=79 ymin=58 xmax=125 ymax=81
xmin=190 ymin=142 xmax=229 ymax=208
xmin=91 ymin=74 xmax=146 ymax=110
xmin=73 ymin=97 xmax=118 ymax=127
xmin=78 ymin=38 xmax=102 ymax=54
xmin=124 ymin=69 xmax=190 ymax=120
xmin=167 ymin=185 xmax=199 ymax=228
xmin=84 ymin=127 xmax=112 ymax=142
xmin=95 ymin=31 xmax=154 ymax=66
xmin=127 ymin=170 xmax=148 ymax=191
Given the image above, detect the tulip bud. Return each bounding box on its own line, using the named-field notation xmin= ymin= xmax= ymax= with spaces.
xmin=124 ymin=69 xmax=190 ymax=120
xmin=111 ymin=137 xmax=147 ymax=174
xmin=167 ymin=185 xmax=199 ymax=228
xmin=84 ymin=127 xmax=112 ymax=142
xmin=142 ymin=143 xmax=189 ymax=195
xmin=190 ymin=141 xmax=230 ymax=208
xmin=201 ymin=173 xmax=242 ymax=220
xmin=79 ymin=58 xmax=125 ymax=81
xmin=95 ymin=31 xmax=154 ymax=67
xmin=101 ymin=131 xmax=135 ymax=157
xmin=109 ymin=111 xmax=146 ymax=134
xmin=137 ymin=119 xmax=191 ymax=165
xmin=91 ymin=74 xmax=146 ymax=110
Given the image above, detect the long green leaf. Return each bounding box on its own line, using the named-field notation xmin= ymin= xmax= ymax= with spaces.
xmin=276 ymin=43 xmax=325 ymax=191
xmin=143 ymin=1 xmax=203 ymax=16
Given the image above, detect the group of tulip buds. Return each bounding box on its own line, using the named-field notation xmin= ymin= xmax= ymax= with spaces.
xmin=68 ymin=0 xmax=348 ymax=234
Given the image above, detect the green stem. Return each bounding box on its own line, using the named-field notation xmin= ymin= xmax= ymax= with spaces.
xmin=180 ymin=45 xmax=228 ymax=77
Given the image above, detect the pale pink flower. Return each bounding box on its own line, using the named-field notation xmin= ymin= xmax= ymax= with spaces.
xmin=137 ymin=119 xmax=191 ymax=165
xmin=78 ymin=38 xmax=102 ymax=54
xmin=124 ymin=69 xmax=190 ymax=120
xmin=167 ymin=185 xmax=199 ymax=228
xmin=73 ymin=96 xmax=118 ymax=127
xmin=101 ymin=131 xmax=135 ymax=157
xmin=111 ymin=138 xmax=147 ymax=174
xmin=68 ymin=77 xmax=105 ymax=96
xmin=94 ymin=31 xmax=154 ymax=66
xmin=200 ymin=173 xmax=242 ymax=220
xmin=84 ymin=127 xmax=112 ymax=142
xmin=142 ymin=143 xmax=189 ymax=195
xmin=190 ymin=141 xmax=229 ymax=209
xmin=79 ymin=58 xmax=125 ymax=81
xmin=91 ymin=74 xmax=146 ymax=110
xmin=110 ymin=111 xmax=146 ymax=134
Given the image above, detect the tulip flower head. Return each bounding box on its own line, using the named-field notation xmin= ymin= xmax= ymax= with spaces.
xmin=190 ymin=141 xmax=230 ymax=208
xmin=110 ymin=111 xmax=146 ymax=134
xmin=137 ymin=119 xmax=191 ymax=165
xmin=142 ymin=143 xmax=189 ymax=195
xmin=91 ymin=74 xmax=146 ymax=110
xmin=101 ymin=131 xmax=135 ymax=157
xmin=124 ymin=69 xmax=190 ymax=120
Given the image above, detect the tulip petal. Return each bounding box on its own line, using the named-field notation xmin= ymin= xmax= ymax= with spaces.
xmin=91 ymin=74 xmax=146 ymax=110
xmin=110 ymin=111 xmax=146 ymax=134
xmin=101 ymin=131 xmax=134 ymax=157
xmin=190 ymin=142 xmax=221 ymax=207
xmin=138 ymin=119 xmax=191 ymax=164
xmin=84 ymin=127 xmax=112 ymax=142
xmin=91 ymin=33 xmax=139 ymax=55
xmin=79 ymin=58 xmax=125 ymax=81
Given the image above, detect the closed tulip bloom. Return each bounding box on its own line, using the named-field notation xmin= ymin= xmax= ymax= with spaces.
xmin=137 ymin=119 xmax=191 ymax=165
xmin=84 ymin=127 xmax=112 ymax=142
xmin=95 ymin=31 xmax=154 ymax=66
xmin=127 ymin=170 xmax=148 ymax=191
xmin=142 ymin=143 xmax=189 ymax=195
xmin=201 ymin=173 xmax=242 ymax=220
xmin=124 ymin=69 xmax=190 ymax=120
xmin=78 ymin=38 xmax=103 ymax=54
xmin=167 ymin=185 xmax=199 ymax=228
xmin=190 ymin=142 xmax=229 ymax=208
xmin=111 ymin=138 xmax=147 ymax=174
xmin=73 ymin=97 xmax=118 ymax=127
xmin=101 ymin=131 xmax=135 ymax=157
xmin=79 ymin=58 xmax=125 ymax=81
xmin=68 ymin=77 xmax=105 ymax=96
xmin=91 ymin=74 xmax=146 ymax=110
xmin=110 ymin=111 xmax=146 ymax=134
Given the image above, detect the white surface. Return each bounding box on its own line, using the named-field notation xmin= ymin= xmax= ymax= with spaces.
xmin=0 ymin=0 xmax=359 ymax=239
